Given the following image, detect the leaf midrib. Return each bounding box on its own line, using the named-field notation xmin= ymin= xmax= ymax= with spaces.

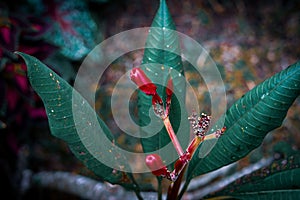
xmin=188 ymin=64 xmax=300 ymax=179
xmin=225 ymin=66 xmax=299 ymax=134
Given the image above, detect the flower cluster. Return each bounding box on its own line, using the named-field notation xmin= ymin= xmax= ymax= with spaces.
xmin=188 ymin=112 xmax=211 ymax=137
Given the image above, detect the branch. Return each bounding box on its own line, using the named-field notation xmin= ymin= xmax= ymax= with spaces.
xmin=185 ymin=161 xmax=237 ymax=191
xmin=21 ymin=157 xmax=273 ymax=200
xmin=184 ymin=157 xmax=273 ymax=199
xmin=24 ymin=170 xmax=160 ymax=200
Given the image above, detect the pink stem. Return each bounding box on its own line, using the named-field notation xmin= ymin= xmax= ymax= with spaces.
xmin=163 ymin=117 xmax=184 ymax=156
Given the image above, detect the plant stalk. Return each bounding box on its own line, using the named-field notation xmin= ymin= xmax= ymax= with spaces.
xmin=163 ymin=116 xmax=184 ymax=156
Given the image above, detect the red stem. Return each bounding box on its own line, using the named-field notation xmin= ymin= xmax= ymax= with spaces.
xmin=163 ymin=117 xmax=184 ymax=156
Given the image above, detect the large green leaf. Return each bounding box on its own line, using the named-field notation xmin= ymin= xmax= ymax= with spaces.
xmin=17 ymin=52 xmax=137 ymax=190
xmin=138 ymin=0 xmax=189 ymax=165
xmin=211 ymin=154 xmax=300 ymax=199
xmin=186 ymin=61 xmax=300 ymax=181
xmin=221 ymin=190 xmax=300 ymax=200
xmin=232 ymin=167 xmax=300 ymax=193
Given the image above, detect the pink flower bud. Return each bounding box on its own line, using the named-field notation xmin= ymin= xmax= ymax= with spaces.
xmin=130 ymin=67 xmax=157 ymax=96
xmin=145 ymin=154 xmax=168 ymax=177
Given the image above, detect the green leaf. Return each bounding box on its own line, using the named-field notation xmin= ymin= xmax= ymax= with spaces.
xmin=222 ymin=190 xmax=300 ymax=200
xmin=138 ymin=0 xmax=189 ymax=164
xmin=17 ymin=52 xmax=136 ymax=189
xmin=212 ymin=154 xmax=300 ymax=199
xmin=187 ymin=61 xmax=300 ymax=181
xmin=234 ymin=167 xmax=300 ymax=193
xmin=221 ymin=166 xmax=300 ymax=199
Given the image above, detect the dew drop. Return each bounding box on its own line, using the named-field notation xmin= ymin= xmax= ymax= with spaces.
xmin=50 ymin=73 xmax=53 ymax=77
xmin=166 ymin=45 xmax=170 ymax=48
xmin=162 ymin=27 xmax=166 ymax=30
xmin=51 ymin=109 xmax=54 ymax=113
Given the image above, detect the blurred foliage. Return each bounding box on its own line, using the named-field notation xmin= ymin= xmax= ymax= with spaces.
xmin=44 ymin=0 xmax=98 ymax=60
xmin=0 ymin=0 xmax=299 ymax=199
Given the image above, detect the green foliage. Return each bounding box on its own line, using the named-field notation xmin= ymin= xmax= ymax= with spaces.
xmin=226 ymin=190 xmax=300 ymax=200
xmin=212 ymin=153 xmax=300 ymax=199
xmin=18 ymin=0 xmax=300 ymax=199
xmin=16 ymin=52 xmax=139 ymax=191
xmin=138 ymin=0 xmax=189 ymax=162
xmin=186 ymin=61 xmax=300 ymax=182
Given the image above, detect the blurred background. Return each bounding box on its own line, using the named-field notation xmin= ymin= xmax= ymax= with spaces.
xmin=0 ymin=0 xmax=299 ymax=199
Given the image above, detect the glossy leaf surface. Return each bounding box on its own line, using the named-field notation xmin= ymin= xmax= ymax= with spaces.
xmin=226 ymin=190 xmax=300 ymax=200
xmin=214 ymin=154 xmax=300 ymax=199
xmin=138 ymin=0 xmax=189 ymax=165
xmin=187 ymin=61 xmax=300 ymax=181
xmin=17 ymin=52 xmax=136 ymax=189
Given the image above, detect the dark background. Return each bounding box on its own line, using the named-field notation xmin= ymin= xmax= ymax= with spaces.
xmin=0 ymin=0 xmax=299 ymax=199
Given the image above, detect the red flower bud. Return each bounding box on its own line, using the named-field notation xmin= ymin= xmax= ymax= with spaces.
xmin=130 ymin=67 xmax=157 ymax=96
xmin=145 ymin=154 xmax=168 ymax=177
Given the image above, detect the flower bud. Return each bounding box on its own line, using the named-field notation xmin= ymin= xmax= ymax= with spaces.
xmin=145 ymin=154 xmax=168 ymax=177
xmin=130 ymin=67 xmax=157 ymax=96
